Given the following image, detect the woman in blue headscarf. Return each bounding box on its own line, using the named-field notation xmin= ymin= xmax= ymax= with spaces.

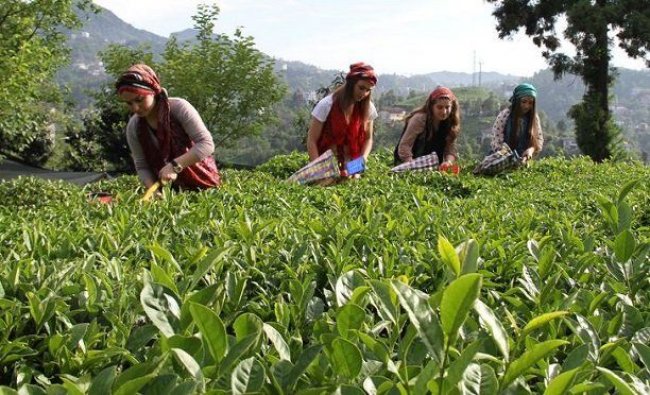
xmin=490 ymin=83 xmax=544 ymax=161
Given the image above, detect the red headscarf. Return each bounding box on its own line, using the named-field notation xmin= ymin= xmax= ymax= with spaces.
xmin=429 ymin=86 xmax=456 ymax=101
xmin=346 ymin=62 xmax=377 ymax=85
xmin=116 ymin=64 xmax=173 ymax=161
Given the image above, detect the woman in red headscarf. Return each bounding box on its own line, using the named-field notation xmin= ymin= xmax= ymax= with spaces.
xmin=306 ymin=62 xmax=378 ymax=178
xmin=394 ymin=86 xmax=461 ymax=170
xmin=115 ymin=64 xmax=220 ymax=190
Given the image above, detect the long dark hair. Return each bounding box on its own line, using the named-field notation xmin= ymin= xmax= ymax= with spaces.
xmin=404 ymin=95 xmax=461 ymax=145
xmin=510 ymin=98 xmax=540 ymax=152
xmin=332 ymin=77 xmax=373 ymax=122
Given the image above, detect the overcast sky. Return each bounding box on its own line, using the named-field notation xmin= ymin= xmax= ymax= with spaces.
xmin=93 ymin=0 xmax=647 ymax=77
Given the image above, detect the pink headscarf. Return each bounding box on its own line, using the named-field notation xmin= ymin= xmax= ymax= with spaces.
xmin=429 ymin=86 xmax=456 ymax=101
xmin=346 ymin=62 xmax=377 ymax=85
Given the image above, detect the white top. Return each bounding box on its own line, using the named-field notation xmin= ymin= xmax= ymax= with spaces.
xmin=311 ymin=94 xmax=378 ymax=122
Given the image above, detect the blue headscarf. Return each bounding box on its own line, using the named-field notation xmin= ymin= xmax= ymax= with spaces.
xmin=504 ymin=83 xmax=537 ymax=155
xmin=509 ymin=83 xmax=537 ymax=103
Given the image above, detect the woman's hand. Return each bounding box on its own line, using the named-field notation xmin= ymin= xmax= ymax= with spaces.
xmin=439 ymin=161 xmax=460 ymax=175
xmin=521 ymin=148 xmax=535 ymax=162
xmin=159 ymin=163 xmax=178 ymax=184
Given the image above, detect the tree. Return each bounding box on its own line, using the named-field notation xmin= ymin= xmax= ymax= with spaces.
xmin=161 ymin=4 xmax=286 ymax=148
xmin=486 ymin=0 xmax=650 ymax=162
xmin=0 ymin=0 xmax=94 ymax=161
xmin=64 ymin=46 xmax=155 ymax=171
xmin=66 ymin=4 xmax=286 ymax=170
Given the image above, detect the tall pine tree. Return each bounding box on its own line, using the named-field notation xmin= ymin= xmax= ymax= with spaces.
xmin=486 ymin=0 xmax=650 ymax=162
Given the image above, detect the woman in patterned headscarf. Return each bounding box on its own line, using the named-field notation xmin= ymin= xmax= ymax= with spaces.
xmin=490 ymin=83 xmax=544 ymax=161
xmin=394 ymin=86 xmax=461 ymax=170
xmin=115 ymin=64 xmax=220 ymax=190
xmin=306 ymin=62 xmax=378 ymax=176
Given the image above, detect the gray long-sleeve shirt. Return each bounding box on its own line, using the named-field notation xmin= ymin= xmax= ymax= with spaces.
xmin=125 ymin=98 xmax=215 ymax=185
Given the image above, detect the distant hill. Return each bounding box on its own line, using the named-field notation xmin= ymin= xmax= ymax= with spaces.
xmin=59 ymin=5 xmax=522 ymax=103
xmin=57 ymin=5 xmax=649 ymax=157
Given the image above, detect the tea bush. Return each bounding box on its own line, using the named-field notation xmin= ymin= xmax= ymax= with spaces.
xmin=0 ymin=154 xmax=648 ymax=394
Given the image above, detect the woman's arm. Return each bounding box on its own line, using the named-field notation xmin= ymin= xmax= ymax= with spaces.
xmin=361 ymin=120 xmax=374 ymax=160
xmin=490 ymin=109 xmax=509 ymax=152
xmin=396 ymin=113 xmax=425 ymax=162
xmin=125 ymin=118 xmax=156 ymax=187
xmin=171 ymin=99 xmax=214 ymax=168
xmin=306 ymin=116 xmax=324 ymax=161
xmin=158 ymin=99 xmax=213 ymax=182
xmin=533 ymin=113 xmax=544 ymax=154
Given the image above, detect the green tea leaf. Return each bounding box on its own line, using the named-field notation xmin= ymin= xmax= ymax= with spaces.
xmin=87 ymin=366 xmax=117 ymax=395
xmin=392 ymin=280 xmax=444 ymax=364
xmin=456 ymin=239 xmax=480 ymax=274
xmin=329 ymin=338 xmax=362 ymax=380
xmin=149 ymin=243 xmax=182 ymax=272
xmin=614 ymin=230 xmax=636 ymax=263
xmin=171 ymin=348 xmax=202 ymax=380
xmin=438 ymin=235 xmax=461 ymax=277
xmin=543 ymin=368 xmax=579 ymax=395
xmin=473 ymin=300 xmax=509 ymax=361
xmin=617 ymin=201 xmax=633 ymax=234
xmin=189 ymin=303 xmax=227 ymax=363
xmin=113 ymin=358 xmax=166 ymax=395
xmin=186 ymin=248 xmax=229 ymax=294
xmin=461 ymin=363 xmax=498 ymax=395
xmin=219 ymin=334 xmax=259 ymax=376
xmin=335 ymin=271 xmax=365 ymax=307
xmin=596 ymin=367 xmax=638 ymax=395
xmin=440 ymin=274 xmax=482 ymax=340
xmin=140 ymin=283 xmax=178 ymax=338
xmin=151 ymin=263 xmax=180 ymax=298
xmin=632 ymin=342 xmax=650 ymax=370
xmin=611 ymin=346 xmax=636 ymax=374
xmin=231 ymin=357 xmax=264 ymax=395
xmin=262 ymin=323 xmax=291 ymax=361
xmin=522 ymin=311 xmax=569 ymax=336
xmin=285 ymin=345 xmax=322 ymax=390
xmin=617 ymin=179 xmax=640 ymax=205
xmin=336 ymin=303 xmax=365 ymax=338
xmin=502 ymin=340 xmax=568 ymax=388
xmin=369 ymin=280 xmax=398 ymax=325
xmin=233 ymin=313 xmax=263 ymax=342
xmin=446 ymin=339 xmax=483 ymax=389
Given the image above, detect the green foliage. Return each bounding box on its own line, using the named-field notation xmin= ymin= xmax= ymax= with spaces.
xmin=486 ymin=0 xmax=650 ymax=162
xmin=67 ymin=5 xmax=286 ymax=170
xmin=162 ymin=4 xmax=286 ymax=148
xmin=63 ymin=46 xmax=156 ymax=171
xmin=0 ymin=156 xmax=649 ymax=392
xmin=0 ymin=0 xmax=94 ymax=160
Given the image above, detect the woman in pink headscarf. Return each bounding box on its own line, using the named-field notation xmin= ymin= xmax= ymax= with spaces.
xmin=306 ymin=62 xmax=378 ymax=176
xmin=115 ymin=64 xmax=220 ymax=190
xmin=394 ymin=86 xmax=461 ymax=170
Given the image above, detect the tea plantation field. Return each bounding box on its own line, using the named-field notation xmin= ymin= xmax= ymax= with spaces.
xmin=0 ymin=153 xmax=648 ymax=394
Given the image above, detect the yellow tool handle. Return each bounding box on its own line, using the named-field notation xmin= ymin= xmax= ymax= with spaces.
xmin=141 ymin=181 xmax=162 ymax=202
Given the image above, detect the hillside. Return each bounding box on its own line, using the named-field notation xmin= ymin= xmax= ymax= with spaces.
xmin=1 ymin=154 xmax=648 ymax=392
xmin=59 ymin=5 xmax=521 ymax=103
xmin=56 ymin=5 xmax=650 ymax=162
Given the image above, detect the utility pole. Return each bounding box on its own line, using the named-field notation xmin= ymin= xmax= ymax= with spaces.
xmin=472 ymin=50 xmax=477 ymax=86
